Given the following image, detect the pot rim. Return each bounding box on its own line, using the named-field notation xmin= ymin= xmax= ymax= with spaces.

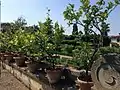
xmin=46 ymin=69 xmax=62 ymax=73
xmin=77 ymin=77 xmax=93 ymax=84
xmin=13 ymin=56 xmax=26 ymax=60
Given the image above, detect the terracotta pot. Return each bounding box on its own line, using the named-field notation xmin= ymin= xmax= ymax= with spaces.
xmin=46 ymin=68 xmax=62 ymax=84
xmin=4 ymin=53 xmax=15 ymax=64
xmin=62 ymin=68 xmax=74 ymax=80
xmin=14 ymin=56 xmax=26 ymax=66
xmin=77 ymin=77 xmax=94 ymax=90
xmin=0 ymin=53 xmax=6 ymax=61
xmin=27 ymin=62 xmax=39 ymax=73
xmin=39 ymin=62 xmax=52 ymax=69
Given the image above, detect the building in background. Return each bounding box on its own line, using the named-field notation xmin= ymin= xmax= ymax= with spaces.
xmin=110 ymin=33 xmax=120 ymax=47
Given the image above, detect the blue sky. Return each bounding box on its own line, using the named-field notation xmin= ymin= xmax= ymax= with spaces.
xmin=1 ymin=0 xmax=120 ymax=35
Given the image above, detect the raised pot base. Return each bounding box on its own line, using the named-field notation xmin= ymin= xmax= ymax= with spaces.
xmin=77 ymin=77 xmax=93 ymax=90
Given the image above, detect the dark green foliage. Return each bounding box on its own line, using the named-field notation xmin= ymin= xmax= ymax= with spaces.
xmin=1 ymin=23 xmax=12 ymax=33
xmin=81 ymin=34 xmax=111 ymax=46
xmin=100 ymin=47 xmax=120 ymax=54
xmin=81 ymin=35 xmax=92 ymax=42
xmin=81 ymin=34 xmax=99 ymax=44
xmin=103 ymin=36 xmax=111 ymax=46
xmin=61 ymin=44 xmax=74 ymax=56
xmin=63 ymin=35 xmax=75 ymax=40
xmin=25 ymin=25 xmax=39 ymax=33
xmin=62 ymin=40 xmax=76 ymax=45
xmin=72 ymin=23 xmax=78 ymax=35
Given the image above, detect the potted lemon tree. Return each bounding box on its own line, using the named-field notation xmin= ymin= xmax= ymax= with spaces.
xmin=38 ymin=11 xmax=64 ymax=84
xmin=73 ymin=42 xmax=99 ymax=90
xmin=63 ymin=0 xmax=120 ymax=89
xmin=46 ymin=21 xmax=64 ymax=84
xmin=10 ymin=30 xmax=28 ymax=67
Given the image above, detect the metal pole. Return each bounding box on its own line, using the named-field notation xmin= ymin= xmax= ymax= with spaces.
xmin=0 ymin=0 xmax=2 ymax=31
xmin=0 ymin=0 xmax=1 ymax=78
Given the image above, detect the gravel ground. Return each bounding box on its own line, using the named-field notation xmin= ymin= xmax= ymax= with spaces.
xmin=0 ymin=68 xmax=29 ymax=90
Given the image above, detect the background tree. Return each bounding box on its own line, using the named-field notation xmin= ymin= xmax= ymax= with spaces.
xmin=72 ymin=23 xmax=78 ymax=35
xmin=14 ymin=17 xmax=27 ymax=29
xmin=10 ymin=17 xmax=27 ymax=33
xmin=53 ymin=22 xmax=64 ymax=53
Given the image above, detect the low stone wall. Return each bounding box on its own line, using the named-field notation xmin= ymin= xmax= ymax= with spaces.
xmin=2 ymin=62 xmax=53 ymax=90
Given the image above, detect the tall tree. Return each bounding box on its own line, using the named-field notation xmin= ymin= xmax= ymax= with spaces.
xmin=14 ymin=17 xmax=27 ymax=28
xmin=11 ymin=17 xmax=27 ymax=32
xmin=72 ymin=23 xmax=78 ymax=35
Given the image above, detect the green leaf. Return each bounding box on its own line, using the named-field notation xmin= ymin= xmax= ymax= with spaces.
xmin=69 ymin=4 xmax=74 ymax=9
xmin=107 ymin=1 xmax=114 ymax=9
xmin=114 ymin=0 xmax=120 ymax=4
xmin=96 ymin=0 xmax=105 ymax=5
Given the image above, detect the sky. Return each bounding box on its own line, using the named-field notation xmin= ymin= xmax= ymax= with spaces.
xmin=1 ymin=0 xmax=120 ymax=35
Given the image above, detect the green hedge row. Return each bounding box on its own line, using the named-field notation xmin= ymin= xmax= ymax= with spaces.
xmin=100 ymin=46 xmax=120 ymax=54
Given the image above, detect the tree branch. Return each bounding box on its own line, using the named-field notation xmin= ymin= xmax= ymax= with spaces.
xmin=90 ymin=29 xmax=97 ymax=35
xmin=92 ymin=20 xmax=101 ymax=34
xmin=108 ymin=5 xmax=117 ymax=15
xmin=77 ymin=20 xmax=84 ymax=27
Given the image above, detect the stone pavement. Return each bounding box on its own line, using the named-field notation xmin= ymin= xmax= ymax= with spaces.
xmin=0 ymin=68 xmax=29 ymax=90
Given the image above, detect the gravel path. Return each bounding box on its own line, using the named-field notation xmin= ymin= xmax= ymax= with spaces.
xmin=0 ymin=68 xmax=29 ymax=90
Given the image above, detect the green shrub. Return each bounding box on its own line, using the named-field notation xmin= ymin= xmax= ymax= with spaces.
xmin=100 ymin=47 xmax=120 ymax=54
xmin=61 ymin=44 xmax=74 ymax=56
xmin=62 ymin=40 xmax=76 ymax=45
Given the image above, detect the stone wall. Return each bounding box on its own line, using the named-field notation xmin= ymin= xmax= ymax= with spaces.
xmin=2 ymin=63 xmax=53 ymax=90
xmin=91 ymin=53 xmax=120 ymax=90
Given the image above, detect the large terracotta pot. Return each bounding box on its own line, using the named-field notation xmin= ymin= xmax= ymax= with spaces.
xmin=0 ymin=53 xmax=6 ymax=61
xmin=27 ymin=62 xmax=39 ymax=73
xmin=46 ymin=68 xmax=62 ymax=84
xmin=4 ymin=53 xmax=15 ymax=64
xmin=76 ymin=70 xmax=94 ymax=90
xmin=14 ymin=56 xmax=26 ymax=67
xmin=39 ymin=62 xmax=52 ymax=70
xmin=62 ymin=68 xmax=74 ymax=80
xmin=77 ymin=77 xmax=93 ymax=90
